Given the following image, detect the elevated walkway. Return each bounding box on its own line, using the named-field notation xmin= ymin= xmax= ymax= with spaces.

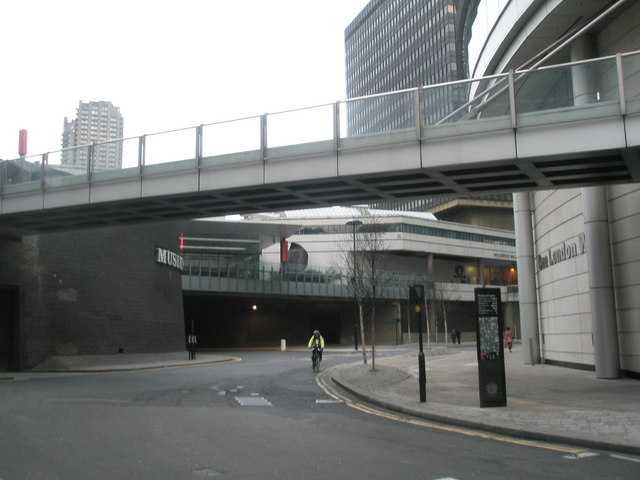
xmin=1 ymin=52 xmax=639 ymax=234
xmin=182 ymin=259 xmax=431 ymax=300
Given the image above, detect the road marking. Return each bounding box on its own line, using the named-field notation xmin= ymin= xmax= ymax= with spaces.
xmin=235 ymin=396 xmax=272 ymax=407
xmin=316 ymin=370 xmax=585 ymax=454
xmin=610 ymin=454 xmax=640 ymax=464
xmin=563 ymin=452 xmax=599 ymax=460
xmin=43 ymin=397 xmax=130 ymax=405
xmin=316 ymin=399 xmax=342 ymax=404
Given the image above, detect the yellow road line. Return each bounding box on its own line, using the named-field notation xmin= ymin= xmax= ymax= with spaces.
xmin=316 ymin=370 xmax=585 ymax=454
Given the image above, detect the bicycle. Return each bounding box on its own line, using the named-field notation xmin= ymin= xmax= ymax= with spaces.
xmin=311 ymin=346 xmax=322 ymax=372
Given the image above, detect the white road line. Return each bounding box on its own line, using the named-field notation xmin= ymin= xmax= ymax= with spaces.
xmin=43 ymin=397 xmax=130 ymax=404
xmin=610 ymin=454 xmax=640 ymax=464
xmin=563 ymin=452 xmax=599 ymax=460
xmin=235 ymin=396 xmax=272 ymax=407
xmin=315 ymin=399 xmax=342 ymax=404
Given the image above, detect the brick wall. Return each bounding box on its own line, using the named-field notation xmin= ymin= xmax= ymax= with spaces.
xmin=0 ymin=222 xmax=185 ymax=369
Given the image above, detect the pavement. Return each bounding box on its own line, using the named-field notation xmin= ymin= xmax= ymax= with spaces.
xmin=2 ymin=345 xmax=639 ymax=455
xmin=322 ymin=344 xmax=640 ymax=456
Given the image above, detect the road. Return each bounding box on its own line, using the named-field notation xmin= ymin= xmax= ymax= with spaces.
xmin=0 ymin=349 xmax=638 ymax=479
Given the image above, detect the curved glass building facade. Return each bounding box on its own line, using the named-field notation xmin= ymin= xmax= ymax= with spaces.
xmin=459 ymin=0 xmax=640 ymax=377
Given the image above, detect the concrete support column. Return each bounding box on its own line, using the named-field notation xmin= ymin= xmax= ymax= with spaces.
xmin=572 ymin=35 xmax=621 ymax=378
xmin=582 ymin=188 xmax=620 ymax=378
xmin=513 ymin=191 xmax=540 ymax=365
xmin=571 ymin=36 xmax=597 ymax=105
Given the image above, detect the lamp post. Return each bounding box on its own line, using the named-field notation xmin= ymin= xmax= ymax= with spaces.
xmin=346 ymin=220 xmax=362 ymax=351
xmin=410 ymin=284 xmax=426 ymax=403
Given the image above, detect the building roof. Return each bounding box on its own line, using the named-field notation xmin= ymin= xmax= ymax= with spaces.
xmin=248 ymin=206 xmax=438 ymax=222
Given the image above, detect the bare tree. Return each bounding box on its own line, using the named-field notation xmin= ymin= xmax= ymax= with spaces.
xmin=340 ymin=221 xmax=368 ymax=365
xmin=339 ymin=217 xmax=391 ymax=369
xmin=357 ymin=220 xmax=390 ymax=371
xmin=432 ymin=282 xmax=460 ymax=347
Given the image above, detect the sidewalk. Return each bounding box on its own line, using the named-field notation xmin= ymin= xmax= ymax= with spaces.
xmin=323 ymin=344 xmax=640 ymax=455
xmin=3 ymin=352 xmax=237 ymax=377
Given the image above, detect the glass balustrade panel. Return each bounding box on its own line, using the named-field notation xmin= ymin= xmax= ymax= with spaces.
xmin=514 ymin=57 xmax=620 ymax=126
xmin=144 ymin=127 xmax=197 ymax=166
xmin=202 ymin=117 xmax=261 ymax=157
xmin=267 ymin=105 xmax=333 ymax=148
xmin=340 ymin=91 xmax=415 ymax=138
xmin=623 ymin=51 xmax=640 ymax=113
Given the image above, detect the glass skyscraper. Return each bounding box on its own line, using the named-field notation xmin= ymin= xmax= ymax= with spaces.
xmin=344 ymin=0 xmax=512 ymax=223
xmin=345 ymin=0 xmax=460 ymax=134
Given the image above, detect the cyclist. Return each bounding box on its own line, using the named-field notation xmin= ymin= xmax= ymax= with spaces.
xmin=308 ymin=329 xmax=325 ymax=364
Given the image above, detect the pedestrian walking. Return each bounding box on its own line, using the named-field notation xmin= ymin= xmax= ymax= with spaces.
xmin=191 ymin=333 xmax=197 ymax=360
xmin=504 ymin=327 xmax=513 ymax=352
xmin=450 ymin=329 xmax=461 ymax=344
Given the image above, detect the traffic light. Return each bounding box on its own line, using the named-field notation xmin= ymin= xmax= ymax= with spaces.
xmin=409 ymin=284 xmax=424 ymax=304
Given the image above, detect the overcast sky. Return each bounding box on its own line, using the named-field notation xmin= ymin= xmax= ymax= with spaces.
xmin=0 ymin=0 xmax=370 ymax=160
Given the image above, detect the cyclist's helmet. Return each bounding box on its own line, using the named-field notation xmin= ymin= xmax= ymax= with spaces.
xmin=313 ymin=329 xmax=320 ymax=335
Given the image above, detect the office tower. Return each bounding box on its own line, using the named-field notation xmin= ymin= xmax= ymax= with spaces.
xmin=344 ymin=0 xmax=513 ymax=228
xmin=61 ymin=100 xmax=124 ymax=170
xmin=345 ymin=0 xmax=460 ymax=131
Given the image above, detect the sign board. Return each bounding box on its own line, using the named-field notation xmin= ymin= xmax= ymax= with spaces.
xmin=474 ymin=288 xmax=507 ymax=407
xmin=156 ymin=247 xmax=184 ymax=271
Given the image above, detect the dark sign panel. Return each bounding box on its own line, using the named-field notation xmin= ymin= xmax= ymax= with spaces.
xmin=474 ymin=288 xmax=507 ymax=407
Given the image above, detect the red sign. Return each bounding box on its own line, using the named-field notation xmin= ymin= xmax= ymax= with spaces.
xmin=280 ymin=240 xmax=289 ymax=263
xmin=18 ymin=129 xmax=28 ymax=156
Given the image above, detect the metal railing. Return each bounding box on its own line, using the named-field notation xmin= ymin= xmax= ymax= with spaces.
xmin=2 ymin=51 xmax=639 ymax=194
xmin=182 ymin=258 xmax=432 ymax=300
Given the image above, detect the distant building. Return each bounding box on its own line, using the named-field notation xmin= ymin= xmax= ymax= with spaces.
xmin=344 ymin=0 xmax=513 ymax=228
xmin=345 ymin=0 xmax=459 ymax=98
xmin=458 ymin=0 xmax=640 ymax=378
xmin=61 ymin=101 xmax=124 ymax=170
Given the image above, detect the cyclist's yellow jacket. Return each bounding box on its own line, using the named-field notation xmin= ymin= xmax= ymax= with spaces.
xmin=308 ymin=335 xmax=325 ymax=349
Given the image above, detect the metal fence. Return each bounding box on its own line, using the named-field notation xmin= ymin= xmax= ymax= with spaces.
xmin=182 ymin=258 xmax=432 ymax=300
xmin=2 ymin=50 xmax=638 ymax=194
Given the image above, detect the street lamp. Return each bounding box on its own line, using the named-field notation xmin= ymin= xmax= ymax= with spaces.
xmin=346 ymin=219 xmax=363 ymax=351
xmin=410 ymin=284 xmax=426 ymax=403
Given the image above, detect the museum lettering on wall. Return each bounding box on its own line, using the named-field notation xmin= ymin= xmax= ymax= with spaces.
xmin=536 ymin=234 xmax=586 ymax=272
xmin=156 ymin=247 xmax=184 ymax=271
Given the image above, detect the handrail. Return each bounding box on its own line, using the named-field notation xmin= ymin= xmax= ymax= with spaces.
xmin=182 ymin=257 xmax=434 ymax=298
xmin=2 ymin=50 xmax=638 ymax=190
